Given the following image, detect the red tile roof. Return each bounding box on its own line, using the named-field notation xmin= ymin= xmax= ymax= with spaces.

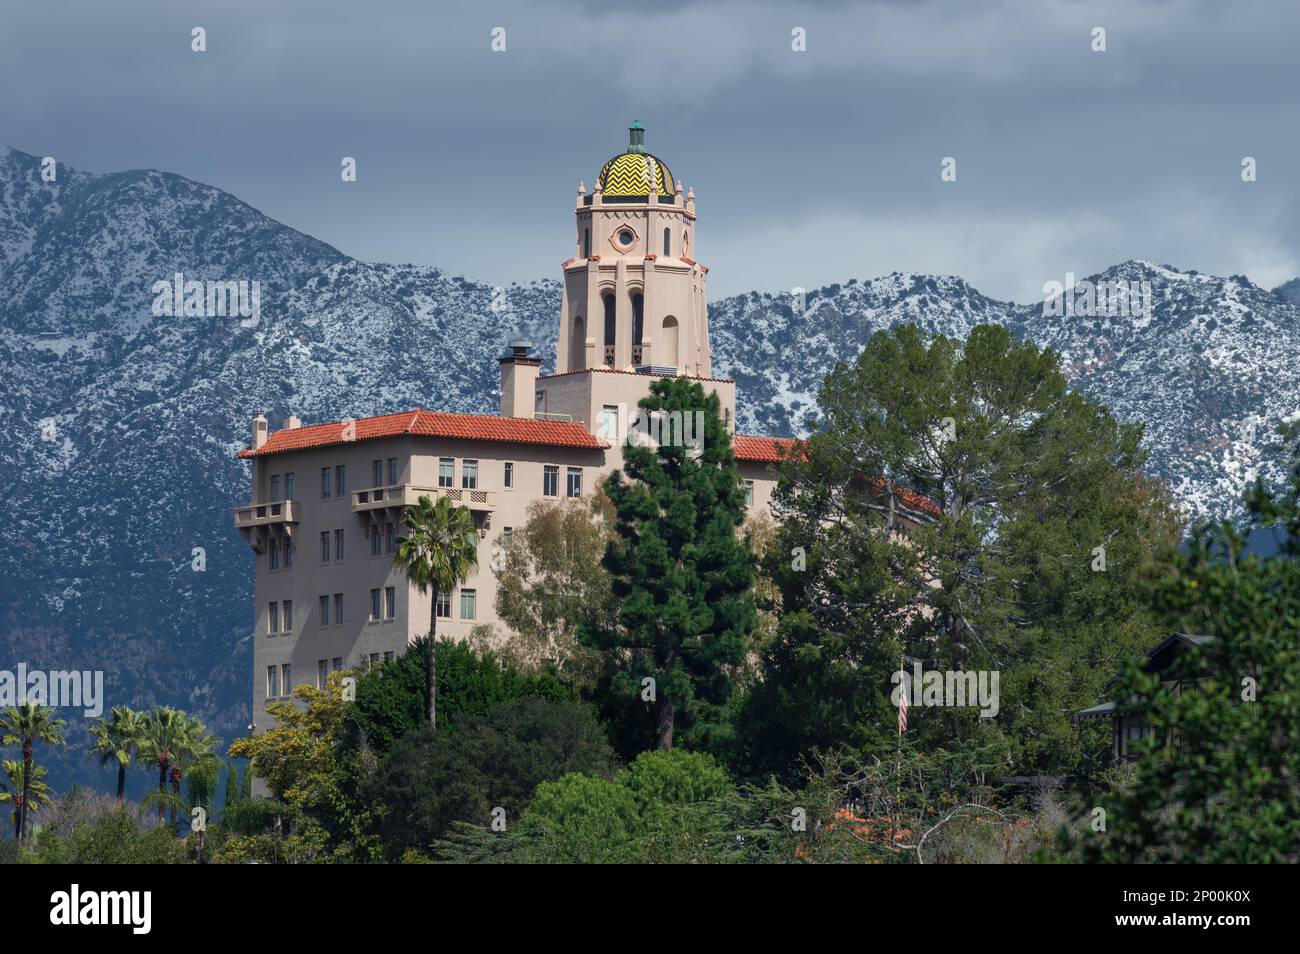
xmin=734 ymin=435 xmax=942 ymax=518
xmin=237 ymin=409 xmax=609 ymax=458
xmin=734 ymin=435 xmax=797 ymax=463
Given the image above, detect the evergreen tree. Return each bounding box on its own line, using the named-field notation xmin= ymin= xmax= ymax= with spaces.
xmin=583 ymin=377 xmax=757 ymax=750
xmin=740 ymin=324 xmax=1181 ymax=780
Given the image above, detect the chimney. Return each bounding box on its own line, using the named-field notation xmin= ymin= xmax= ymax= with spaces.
xmin=252 ymin=414 xmax=268 ymax=450
xmin=499 ymin=340 xmax=541 ymax=419
xmin=286 ymin=415 xmax=302 ymax=429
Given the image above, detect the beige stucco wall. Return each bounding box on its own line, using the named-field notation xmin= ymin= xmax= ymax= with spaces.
xmin=243 ymin=406 xmax=780 ymax=728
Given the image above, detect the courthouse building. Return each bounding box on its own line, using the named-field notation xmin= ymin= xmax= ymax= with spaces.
xmin=234 ymin=124 xmax=790 ymax=722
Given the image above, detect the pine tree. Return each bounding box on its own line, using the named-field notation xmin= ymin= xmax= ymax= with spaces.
xmin=583 ymin=377 xmax=757 ymax=750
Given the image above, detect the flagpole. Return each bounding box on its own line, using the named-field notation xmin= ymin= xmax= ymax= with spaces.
xmin=895 ymin=654 xmax=904 ymax=846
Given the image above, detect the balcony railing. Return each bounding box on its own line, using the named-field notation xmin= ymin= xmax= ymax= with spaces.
xmin=352 ymin=485 xmax=496 ymax=513
xmin=233 ymin=499 xmax=298 ymax=529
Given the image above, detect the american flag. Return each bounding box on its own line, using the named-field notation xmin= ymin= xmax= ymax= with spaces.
xmin=897 ymin=660 xmax=908 ymax=734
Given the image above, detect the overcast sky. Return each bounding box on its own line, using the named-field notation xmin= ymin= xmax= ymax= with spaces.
xmin=3 ymin=0 xmax=1298 ymax=301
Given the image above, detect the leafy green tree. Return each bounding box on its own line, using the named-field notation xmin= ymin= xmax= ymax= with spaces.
xmin=741 ymin=324 xmax=1180 ymax=780
xmin=583 ymin=376 xmax=758 ymax=750
xmin=88 ymin=705 xmax=146 ymax=801
xmin=227 ymin=675 xmax=365 ymax=860
xmin=493 ymin=495 xmax=615 ymax=688
xmin=1082 ymin=422 xmax=1300 ymax=863
xmin=367 ymin=696 xmax=615 ymax=858
xmin=0 ymin=703 xmax=67 ymax=842
xmin=347 ymin=638 xmax=571 ymax=754
xmin=394 ymin=494 xmax=480 ymax=727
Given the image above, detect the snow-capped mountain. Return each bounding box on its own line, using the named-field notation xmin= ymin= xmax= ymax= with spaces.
xmin=1 ymin=146 xmax=1294 ymax=787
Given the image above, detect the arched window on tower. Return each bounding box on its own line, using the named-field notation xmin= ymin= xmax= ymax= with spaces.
xmin=570 ymin=315 xmax=585 ymax=371
xmin=661 ymin=315 xmax=679 ymax=371
xmin=663 ymin=227 xmax=671 ymax=257
xmin=583 ymin=228 xmax=591 ymax=258
xmin=631 ymin=293 xmax=644 ymax=365
xmin=603 ymin=294 xmax=616 ymax=366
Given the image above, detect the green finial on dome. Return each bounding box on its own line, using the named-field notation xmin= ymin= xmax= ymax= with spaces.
xmin=628 ymin=120 xmax=645 ymax=153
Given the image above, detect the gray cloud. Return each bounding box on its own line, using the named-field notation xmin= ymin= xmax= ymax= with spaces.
xmin=2 ymin=0 xmax=1297 ymax=300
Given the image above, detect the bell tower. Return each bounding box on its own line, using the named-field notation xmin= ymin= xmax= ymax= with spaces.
xmin=556 ymin=122 xmax=711 ymax=377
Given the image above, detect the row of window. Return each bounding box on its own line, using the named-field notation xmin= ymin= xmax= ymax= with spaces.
xmin=276 ymin=458 xmax=584 ymax=502
xmin=265 ymin=652 xmax=399 ymax=700
xmin=267 ymin=585 xmax=479 ymax=635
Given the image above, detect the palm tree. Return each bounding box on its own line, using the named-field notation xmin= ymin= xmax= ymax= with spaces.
xmin=168 ymin=712 xmax=220 ymax=830
xmin=138 ymin=706 xmax=183 ymax=824
xmin=394 ymin=494 xmax=479 ymax=727
xmin=0 ymin=703 xmax=67 ymax=842
xmin=88 ymin=706 xmax=145 ymax=801
xmin=0 ymin=759 xmax=52 ymax=839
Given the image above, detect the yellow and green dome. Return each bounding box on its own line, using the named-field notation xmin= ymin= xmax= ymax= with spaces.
xmin=597 ymin=122 xmax=675 ymax=198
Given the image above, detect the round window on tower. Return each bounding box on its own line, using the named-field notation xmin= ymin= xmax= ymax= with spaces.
xmin=618 ymin=229 xmax=634 ymax=246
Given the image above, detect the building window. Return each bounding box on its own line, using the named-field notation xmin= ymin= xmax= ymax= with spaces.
xmin=321 ymin=467 xmax=332 ymax=498
xmin=372 ymin=459 xmax=383 ymax=487
xmin=567 ymin=466 xmax=582 ymax=498
xmin=599 ymin=405 xmax=618 ymax=441
xmin=460 ymin=589 xmax=477 ymax=620
xmin=386 ymin=523 xmax=395 ymax=554
xmin=335 ymin=464 xmax=346 ymax=497
xmin=663 ymin=226 xmax=671 ymax=256
xmin=385 ymin=586 xmax=396 ymax=620
xmin=331 ymin=657 xmax=343 ymax=673
xmin=438 ymin=457 xmax=454 ymax=488
xmin=269 ymin=540 xmax=279 ymax=570
xmin=631 ymin=293 xmax=644 ymax=346
xmin=543 ymin=465 xmax=558 ymax=497
xmin=744 ymin=480 xmax=754 ymax=507
xmin=334 ymin=528 xmax=344 ymax=562
xmin=370 ymin=588 xmax=382 ymax=621
xmin=284 ymin=472 xmax=295 ymax=500
xmin=268 ymin=602 xmax=279 ymax=634
xmin=618 ymin=228 xmax=634 ymax=246
xmin=462 ymin=459 xmax=478 ymax=489
xmin=320 ymin=531 xmax=330 ymax=563
xmin=266 ymin=665 xmax=279 ymax=700
xmin=283 ymin=539 xmax=293 ymax=568
xmin=435 ymin=592 xmax=451 ymax=619
xmin=387 ymin=457 xmax=398 ymax=486
xmin=384 ymin=651 xmax=395 ymax=663
xmin=319 ymin=595 xmax=329 ymax=627
xmin=281 ymin=663 xmax=292 ymax=695
xmin=270 ymin=475 xmax=280 ymax=500
xmin=603 ymin=294 xmax=616 ymax=348
xmin=317 ymin=659 xmax=328 ymax=689
xmin=333 ymin=593 xmax=343 ymax=625
xmin=583 ymin=227 xmax=590 ymax=258
xmin=502 ymin=527 xmax=512 ymax=549
xmin=368 ymin=653 xmax=380 ymax=669
xmin=504 ymin=461 xmax=514 ymax=488
xmin=371 ymin=526 xmax=382 ymax=557
xmin=282 ymin=600 xmax=293 ymax=632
